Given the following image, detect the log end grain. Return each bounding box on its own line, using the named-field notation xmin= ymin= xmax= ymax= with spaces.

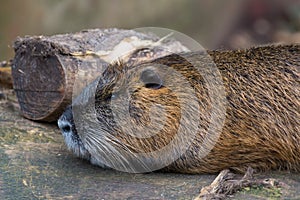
xmin=12 ymin=39 xmax=66 ymax=122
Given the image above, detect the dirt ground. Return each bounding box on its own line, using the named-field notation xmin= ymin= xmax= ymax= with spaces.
xmin=0 ymin=89 xmax=300 ymax=200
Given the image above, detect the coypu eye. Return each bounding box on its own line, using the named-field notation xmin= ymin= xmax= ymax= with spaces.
xmin=104 ymin=92 xmax=118 ymax=102
xmin=140 ymin=68 xmax=163 ymax=89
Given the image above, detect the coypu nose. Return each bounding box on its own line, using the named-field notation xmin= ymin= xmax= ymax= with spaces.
xmin=58 ymin=106 xmax=77 ymax=135
xmin=58 ymin=120 xmax=72 ymax=133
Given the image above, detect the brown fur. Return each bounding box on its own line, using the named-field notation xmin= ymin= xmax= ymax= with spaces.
xmin=169 ymin=45 xmax=299 ymax=173
xmin=60 ymin=44 xmax=300 ymax=174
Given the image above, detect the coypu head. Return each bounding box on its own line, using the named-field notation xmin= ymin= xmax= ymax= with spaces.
xmin=58 ymin=52 xmax=223 ymax=173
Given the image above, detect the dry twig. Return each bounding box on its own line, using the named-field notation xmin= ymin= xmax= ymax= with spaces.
xmin=195 ymin=167 xmax=285 ymax=200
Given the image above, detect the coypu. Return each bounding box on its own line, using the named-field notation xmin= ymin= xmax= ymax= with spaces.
xmin=58 ymin=44 xmax=300 ymax=174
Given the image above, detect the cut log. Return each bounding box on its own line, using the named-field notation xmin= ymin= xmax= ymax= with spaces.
xmin=12 ymin=29 xmax=188 ymax=122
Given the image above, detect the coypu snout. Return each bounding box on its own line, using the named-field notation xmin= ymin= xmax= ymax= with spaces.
xmin=58 ymin=106 xmax=91 ymax=160
xmin=58 ymin=106 xmax=75 ymax=136
xmin=58 ymin=105 xmax=110 ymax=169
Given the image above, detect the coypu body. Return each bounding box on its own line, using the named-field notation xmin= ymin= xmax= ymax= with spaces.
xmin=58 ymin=44 xmax=300 ymax=174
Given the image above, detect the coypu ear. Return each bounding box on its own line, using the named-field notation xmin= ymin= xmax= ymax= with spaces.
xmin=140 ymin=68 xmax=163 ymax=89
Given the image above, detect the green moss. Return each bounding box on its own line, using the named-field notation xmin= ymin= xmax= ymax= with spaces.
xmin=0 ymin=148 xmax=34 ymax=199
xmin=241 ymin=185 xmax=282 ymax=199
xmin=0 ymin=127 xmax=57 ymax=146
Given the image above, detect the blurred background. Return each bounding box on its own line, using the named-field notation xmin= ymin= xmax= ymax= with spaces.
xmin=0 ymin=0 xmax=300 ymax=61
